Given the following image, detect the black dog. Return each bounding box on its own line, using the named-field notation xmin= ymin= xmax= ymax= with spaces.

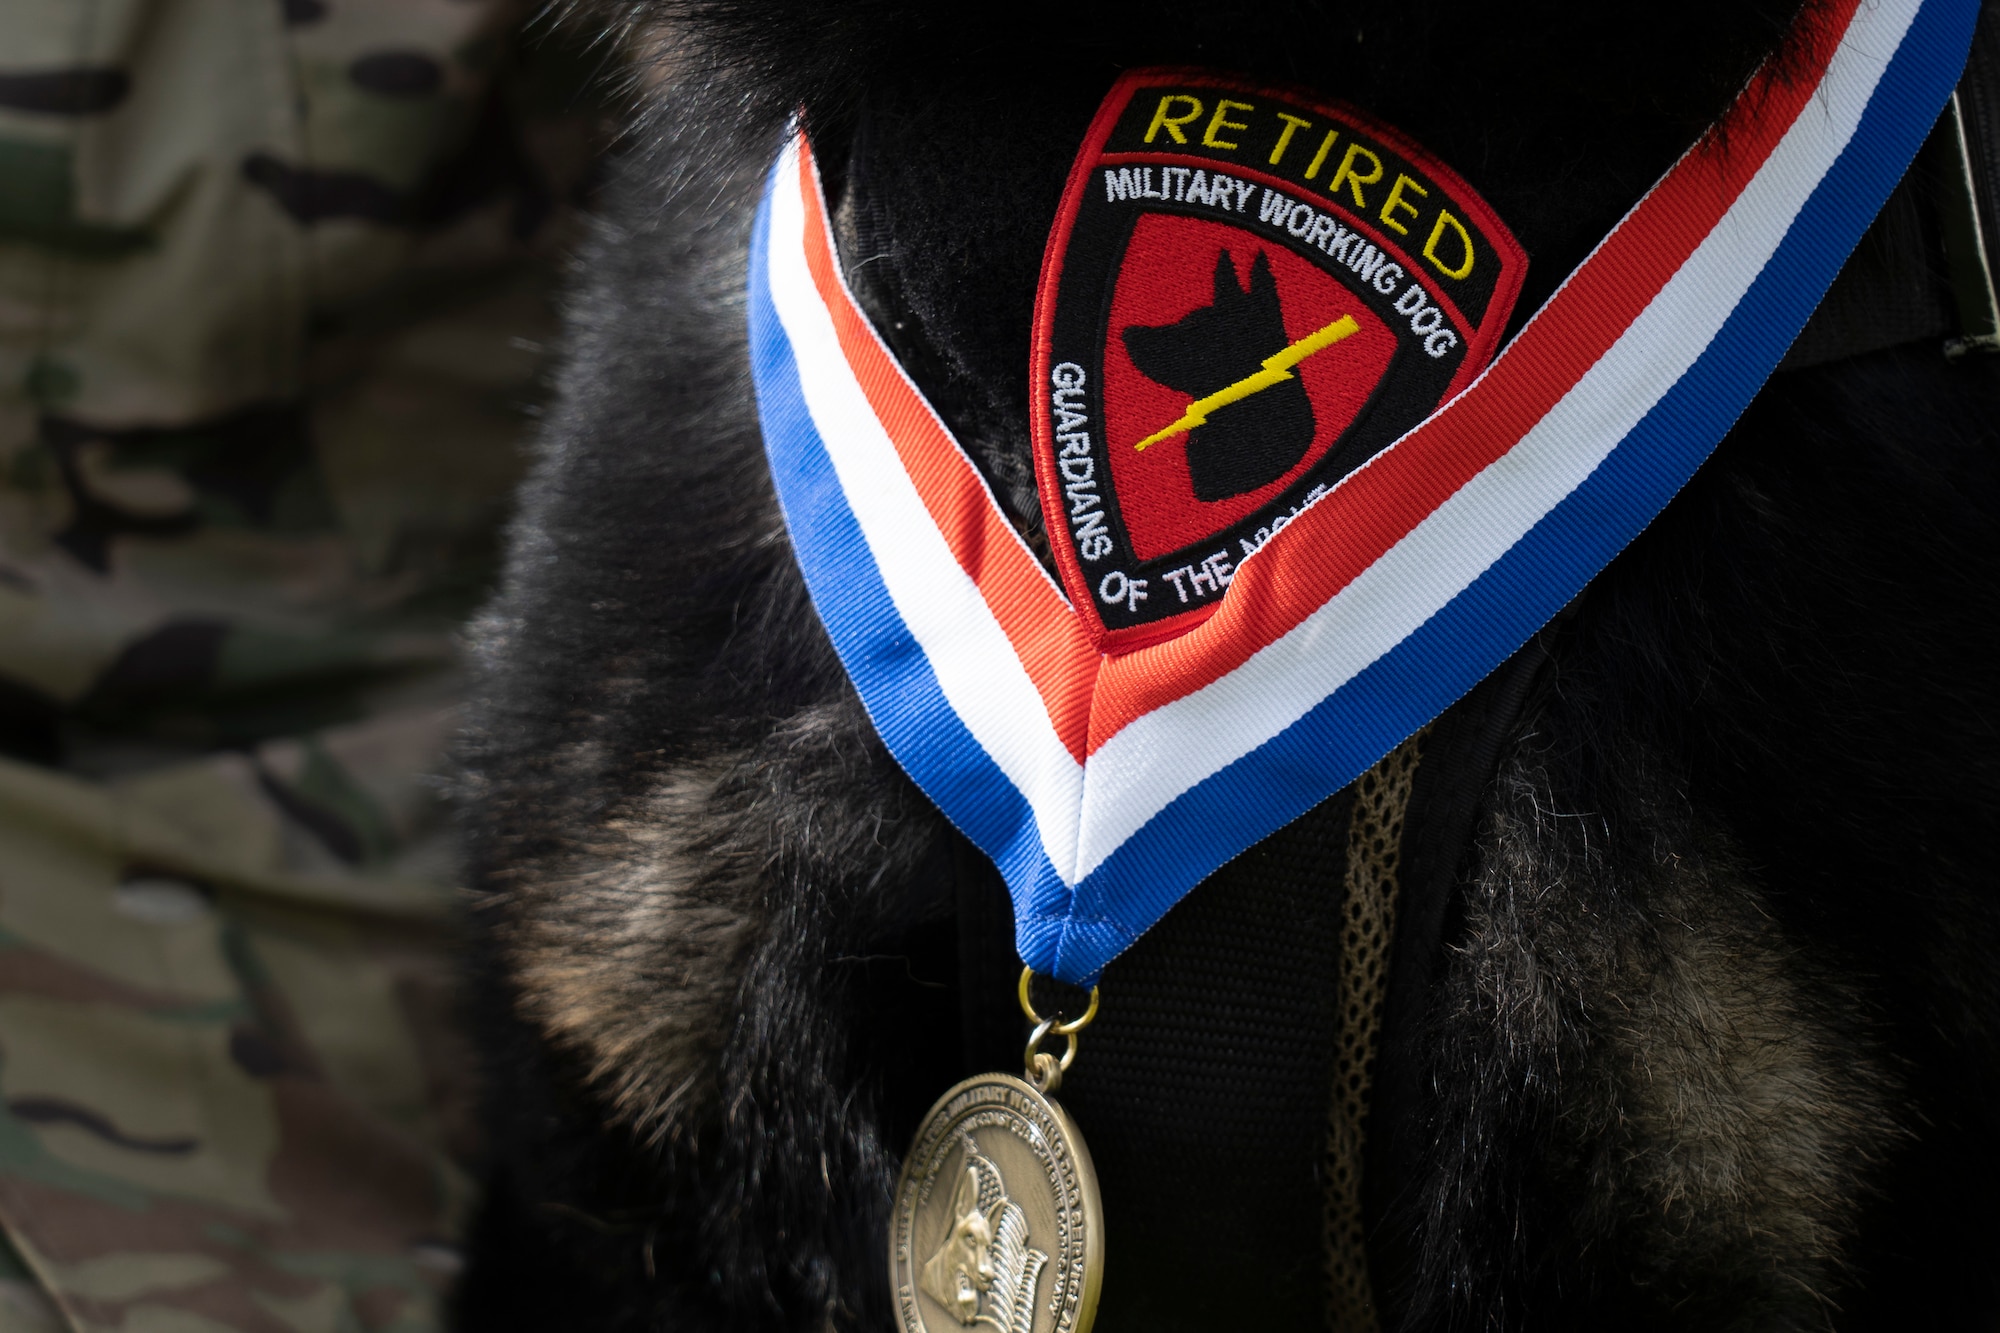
xmin=454 ymin=1 xmax=2000 ymax=1328
xmin=1123 ymin=250 xmax=1316 ymax=498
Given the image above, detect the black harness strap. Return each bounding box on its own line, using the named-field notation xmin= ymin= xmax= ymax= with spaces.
xmin=1941 ymin=72 xmax=2000 ymax=354
xmin=957 ymin=787 xmax=1359 ymax=1331
xmin=1783 ymin=0 xmax=2000 ymax=368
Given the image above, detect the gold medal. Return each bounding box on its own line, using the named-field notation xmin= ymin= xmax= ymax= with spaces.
xmin=889 ymin=971 xmax=1104 ymax=1333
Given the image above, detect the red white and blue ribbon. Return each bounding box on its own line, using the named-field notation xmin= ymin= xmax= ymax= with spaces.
xmin=747 ymin=0 xmax=1979 ymax=985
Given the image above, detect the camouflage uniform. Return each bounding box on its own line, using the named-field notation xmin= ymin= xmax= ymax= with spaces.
xmin=0 ymin=2 xmax=602 ymax=1327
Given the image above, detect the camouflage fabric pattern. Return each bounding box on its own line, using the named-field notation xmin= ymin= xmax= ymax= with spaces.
xmin=0 ymin=750 xmax=474 ymax=1333
xmin=0 ymin=1 xmax=604 ymax=1327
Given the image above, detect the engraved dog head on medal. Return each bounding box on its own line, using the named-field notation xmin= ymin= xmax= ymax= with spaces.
xmin=892 ymin=1073 xmax=1102 ymax=1333
xmin=919 ymin=1133 xmax=1049 ymax=1331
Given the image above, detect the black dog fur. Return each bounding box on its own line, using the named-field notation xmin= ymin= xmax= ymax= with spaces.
xmin=453 ymin=2 xmax=2000 ymax=1328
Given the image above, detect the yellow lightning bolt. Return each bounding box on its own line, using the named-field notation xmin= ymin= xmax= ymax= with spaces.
xmin=1132 ymin=314 xmax=1361 ymax=452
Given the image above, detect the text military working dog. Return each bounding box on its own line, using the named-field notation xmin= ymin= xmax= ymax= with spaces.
xmin=453 ymin=0 xmax=2000 ymax=1329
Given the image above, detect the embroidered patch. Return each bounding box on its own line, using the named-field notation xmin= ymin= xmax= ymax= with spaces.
xmin=1033 ymin=71 xmax=1527 ymax=647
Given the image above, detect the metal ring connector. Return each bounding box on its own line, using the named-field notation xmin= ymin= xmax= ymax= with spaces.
xmin=1017 ymin=966 xmax=1099 ymax=1035
xmin=1024 ymin=1018 xmax=1077 ymax=1093
xmin=1019 ymin=968 xmax=1098 ymax=1094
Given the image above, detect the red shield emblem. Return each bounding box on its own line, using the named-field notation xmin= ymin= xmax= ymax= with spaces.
xmin=1032 ymin=70 xmax=1527 ymax=648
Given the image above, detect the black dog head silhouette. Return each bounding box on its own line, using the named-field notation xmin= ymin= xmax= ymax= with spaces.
xmin=1122 ymin=248 xmax=1315 ymax=501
